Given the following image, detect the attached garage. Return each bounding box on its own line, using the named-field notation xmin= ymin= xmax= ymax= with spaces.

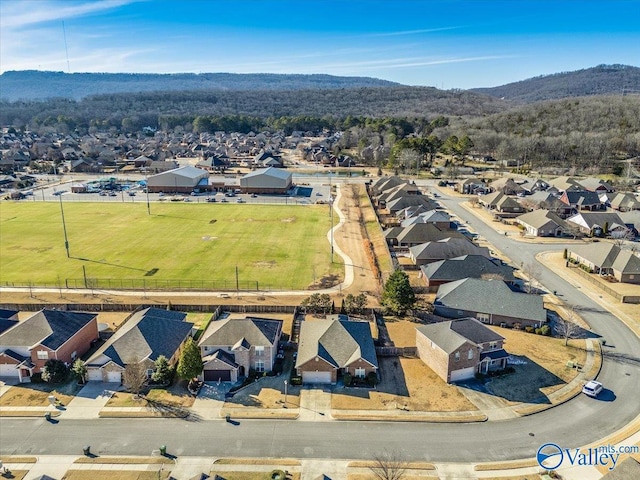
xmin=0 ymin=363 xmax=19 ymax=377
xmin=449 ymin=367 xmax=476 ymax=383
xmin=302 ymin=371 xmax=332 ymax=384
xmin=87 ymin=369 xmax=103 ymax=381
xmin=204 ymin=370 xmax=231 ymax=382
xmin=107 ymin=370 xmax=122 ymax=383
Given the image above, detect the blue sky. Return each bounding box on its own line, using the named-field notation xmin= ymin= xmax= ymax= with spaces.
xmin=1 ymin=0 xmax=638 ymax=88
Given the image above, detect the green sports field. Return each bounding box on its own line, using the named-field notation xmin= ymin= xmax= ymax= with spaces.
xmin=0 ymin=202 xmax=342 ymax=291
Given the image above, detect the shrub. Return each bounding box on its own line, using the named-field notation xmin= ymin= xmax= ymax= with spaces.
xmin=563 ymin=248 xmax=568 ymax=259
xmin=42 ymin=359 xmax=68 ymax=383
xmin=367 ymin=371 xmax=379 ymax=386
xmin=290 ymin=375 xmax=302 ymax=386
xmin=524 ymin=326 xmax=535 ymax=333
xmin=540 ymin=325 xmax=551 ymax=336
xmin=535 ymin=328 xmax=542 ymax=335
xmin=343 ymin=373 xmax=353 ymax=387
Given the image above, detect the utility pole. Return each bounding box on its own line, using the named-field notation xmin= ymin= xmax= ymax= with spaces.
xmin=235 ymin=265 xmax=239 ymax=297
xmin=145 ymin=170 xmax=151 ymax=215
xmin=329 ymin=173 xmax=334 ymax=263
xmin=59 ymin=194 xmax=70 ymax=258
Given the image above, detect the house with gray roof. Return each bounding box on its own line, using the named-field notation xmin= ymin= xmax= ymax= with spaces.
xmin=295 ymin=319 xmax=377 ymax=384
xmin=385 ymin=195 xmax=438 ymax=215
xmin=609 ymin=193 xmax=640 ymax=212
xmin=416 ymin=318 xmax=508 ymax=383
xmin=560 ymin=190 xmax=604 ymax=213
xmin=478 ymin=191 xmax=525 ymax=215
xmin=0 ymin=310 xmax=98 ymax=382
xmin=85 ymin=308 xmax=193 ymax=383
xmin=400 ymin=209 xmax=452 ymax=229
xmin=420 ymin=255 xmax=517 ymax=292
xmin=568 ymin=243 xmax=640 ymax=284
xmin=198 ymin=316 xmax=283 ymax=383
xmin=434 ymin=278 xmax=547 ymax=328
xmin=515 ymin=209 xmax=568 ymax=237
xmin=389 ymin=223 xmax=465 ymax=248
xmin=239 ymin=167 xmax=292 ymax=194
xmin=565 ymin=211 xmax=628 ymax=237
xmin=409 ymin=238 xmax=491 ymax=266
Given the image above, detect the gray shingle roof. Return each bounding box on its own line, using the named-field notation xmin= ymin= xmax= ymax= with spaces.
xmin=199 ymin=317 xmax=282 ymax=348
xmin=296 ymin=320 xmax=377 ymax=370
xmin=421 ymin=255 xmax=516 ymax=283
xmin=417 ymin=318 xmax=503 ymax=354
xmin=516 ymin=209 xmax=567 ymax=230
xmin=435 ymin=278 xmax=546 ymax=323
xmin=410 ymin=238 xmax=490 ymax=261
xmin=202 ymin=349 xmax=239 ymax=368
xmin=86 ymin=307 xmax=193 ymax=367
xmin=0 ymin=310 xmax=96 ymax=351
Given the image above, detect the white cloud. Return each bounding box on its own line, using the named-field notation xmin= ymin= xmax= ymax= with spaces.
xmin=0 ymin=0 xmax=143 ymax=29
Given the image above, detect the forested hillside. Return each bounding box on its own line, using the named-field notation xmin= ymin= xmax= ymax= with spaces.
xmin=0 ymin=87 xmax=509 ymax=130
xmin=471 ymin=64 xmax=640 ymax=102
xmin=0 ymin=70 xmax=400 ymax=101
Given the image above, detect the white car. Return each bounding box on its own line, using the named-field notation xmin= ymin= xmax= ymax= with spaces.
xmin=582 ymin=380 xmax=603 ymax=398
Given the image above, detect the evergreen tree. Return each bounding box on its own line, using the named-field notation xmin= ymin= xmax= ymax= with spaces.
xmin=71 ymin=359 xmax=87 ymax=384
xmin=151 ymin=355 xmax=172 ymax=384
xmin=176 ymin=338 xmax=203 ymax=380
xmin=381 ymin=269 xmax=415 ymax=315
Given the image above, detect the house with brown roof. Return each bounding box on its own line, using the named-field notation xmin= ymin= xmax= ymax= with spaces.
xmin=0 ymin=310 xmax=98 ymax=382
xmin=515 ymin=209 xmax=568 ymax=237
xmin=295 ymin=319 xmax=378 ymax=384
xmin=568 ymin=243 xmax=640 ymax=284
xmin=416 ymin=318 xmax=508 ymax=383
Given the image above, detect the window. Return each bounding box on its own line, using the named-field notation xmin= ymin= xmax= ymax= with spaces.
xmin=489 ymin=342 xmax=497 ymax=351
xmin=355 ymin=368 xmax=366 ymax=378
xmin=37 ymin=351 xmax=48 ymax=360
xmin=255 ymin=346 xmax=264 ymax=357
xmin=468 ymin=349 xmax=474 ymax=360
xmin=477 ymin=313 xmax=490 ymax=324
xmin=71 ymin=351 xmax=77 ymax=360
xmin=454 ymin=352 xmax=460 ymax=362
xmin=146 ymin=369 xmax=153 ymax=378
xmin=255 ymin=361 xmax=265 ymax=372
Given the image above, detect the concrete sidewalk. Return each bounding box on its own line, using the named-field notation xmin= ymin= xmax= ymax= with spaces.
xmin=59 ymin=382 xmax=120 ymax=419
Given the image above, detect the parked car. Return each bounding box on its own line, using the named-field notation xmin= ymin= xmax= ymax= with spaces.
xmin=99 ymin=191 xmax=107 ymax=196
xmin=128 ymin=191 xmax=136 ymax=196
xmin=220 ymin=198 xmax=228 ymax=203
xmin=236 ymin=198 xmax=245 ymax=203
xmin=108 ymin=191 xmax=117 ymax=197
xmin=251 ymin=193 xmax=258 ymax=198
xmin=582 ymin=380 xmax=603 ymax=398
xmin=206 ymin=197 xmax=217 ymax=203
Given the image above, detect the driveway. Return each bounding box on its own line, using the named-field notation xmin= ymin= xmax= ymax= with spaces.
xmin=299 ymin=386 xmax=332 ymax=421
xmin=0 ymin=377 xmax=18 ymax=399
xmin=59 ymin=382 xmax=120 ymax=419
xmin=190 ymin=382 xmax=229 ymax=420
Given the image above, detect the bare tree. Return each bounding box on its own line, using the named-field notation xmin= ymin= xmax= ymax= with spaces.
xmin=123 ymin=356 xmax=148 ymax=398
xmin=613 ymin=229 xmax=636 ymax=248
xmin=521 ymin=262 xmax=542 ymax=293
xmin=369 ymin=450 xmax=408 ymax=480
xmin=555 ymin=306 xmax=582 ymax=346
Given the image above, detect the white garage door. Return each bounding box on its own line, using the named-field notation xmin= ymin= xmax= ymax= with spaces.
xmin=0 ymin=364 xmax=19 ymax=377
xmin=107 ymin=371 xmax=122 ymax=383
xmin=87 ymin=369 xmax=103 ymax=381
xmin=449 ymin=367 xmax=476 ymax=383
xmin=302 ymin=371 xmax=332 ymax=384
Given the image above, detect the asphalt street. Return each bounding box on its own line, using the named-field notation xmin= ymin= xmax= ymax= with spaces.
xmin=1 ymin=177 xmax=638 ymax=462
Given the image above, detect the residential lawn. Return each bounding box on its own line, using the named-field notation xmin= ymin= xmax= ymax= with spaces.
xmin=332 ymin=357 xmax=477 ymax=412
xmin=0 ymin=203 xmax=341 ymax=290
xmin=385 ymin=318 xmax=420 ymax=348
xmin=106 ymin=383 xmax=195 ymax=408
xmin=0 ymin=379 xmax=81 ymax=407
xmin=210 ymin=472 xmax=300 ymax=480
xmin=486 ymin=326 xmax=588 ymax=403
xmin=224 ymin=387 xmax=300 ymax=409
xmin=74 ymin=457 xmax=173 ymax=464
xmin=62 ymin=471 xmax=170 ymax=480
xmin=0 ymin=471 xmax=28 ymax=480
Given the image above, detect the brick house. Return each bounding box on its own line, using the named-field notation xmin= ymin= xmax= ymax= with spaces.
xmin=0 ymin=310 xmax=98 ymax=382
xmin=416 ymin=318 xmax=508 ymax=383
xmin=198 ymin=316 xmax=283 ymax=383
xmin=85 ymin=308 xmax=194 ymax=383
xmin=295 ymin=319 xmax=378 ymax=384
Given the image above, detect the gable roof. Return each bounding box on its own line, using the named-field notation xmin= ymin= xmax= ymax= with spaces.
xmin=199 ymin=317 xmax=283 ymax=347
xmin=296 ymin=320 xmax=377 ymax=370
xmin=242 ymin=167 xmax=291 ymax=181
xmin=421 ymin=255 xmax=516 ymax=283
xmin=563 ymin=190 xmax=602 ymax=206
xmin=85 ymin=308 xmax=192 ymax=367
xmin=417 ymin=318 xmax=504 ymax=354
xmin=410 ymin=237 xmax=490 ymax=261
xmin=570 ymin=243 xmax=640 ymax=273
xmin=516 ymin=209 xmax=567 ymax=230
xmin=567 ymin=212 xmax=625 ymax=229
xmin=435 ymin=278 xmax=546 ymax=323
xmin=0 ymin=310 xmax=96 ymax=351
xmin=396 ymin=223 xmax=464 ymax=245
